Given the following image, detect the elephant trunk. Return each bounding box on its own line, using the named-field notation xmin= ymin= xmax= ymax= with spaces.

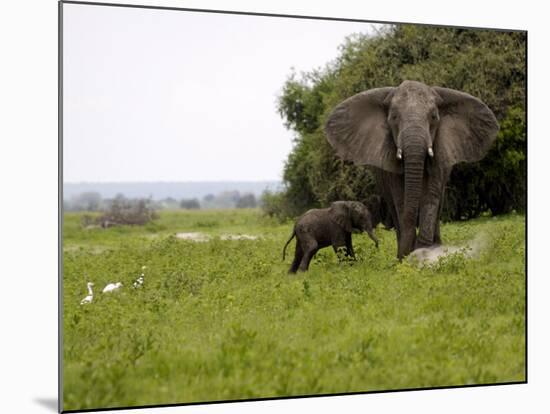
xmin=399 ymin=133 xmax=426 ymax=259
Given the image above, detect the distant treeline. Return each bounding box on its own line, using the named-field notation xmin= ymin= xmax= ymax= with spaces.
xmin=64 ymin=190 xmax=258 ymax=212
xmin=63 ymin=181 xmax=281 ymax=200
xmin=267 ymin=25 xmax=526 ymax=221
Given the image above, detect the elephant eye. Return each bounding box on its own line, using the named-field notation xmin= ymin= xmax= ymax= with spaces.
xmin=430 ymin=111 xmax=439 ymax=122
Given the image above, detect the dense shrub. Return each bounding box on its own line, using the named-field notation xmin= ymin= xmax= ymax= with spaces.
xmin=236 ymin=193 xmax=258 ymax=208
xmin=180 ymin=198 xmax=201 ymax=210
xmin=96 ymin=197 xmax=158 ymax=227
xmin=260 ymin=190 xmax=296 ymax=221
xmin=65 ymin=192 xmax=102 ymax=212
xmin=271 ymin=25 xmax=526 ymax=220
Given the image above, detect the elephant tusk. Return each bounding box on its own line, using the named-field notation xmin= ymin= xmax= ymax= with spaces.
xmin=396 ymin=148 xmax=403 ymax=160
xmin=428 ymin=147 xmax=434 ymax=157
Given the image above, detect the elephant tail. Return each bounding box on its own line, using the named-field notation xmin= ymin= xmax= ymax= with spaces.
xmin=282 ymin=230 xmax=296 ymax=261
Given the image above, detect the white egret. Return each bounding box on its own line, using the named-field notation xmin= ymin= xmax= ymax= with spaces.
xmin=80 ymin=282 xmax=94 ymax=305
xmin=102 ymin=282 xmax=123 ymax=293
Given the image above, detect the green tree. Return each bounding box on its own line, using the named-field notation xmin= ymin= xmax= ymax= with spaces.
xmin=180 ymin=198 xmax=201 ymax=210
xmin=272 ymin=25 xmax=525 ymax=221
xmin=236 ymin=193 xmax=257 ymax=208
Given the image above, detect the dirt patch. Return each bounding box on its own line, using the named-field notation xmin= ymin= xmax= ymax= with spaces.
xmin=175 ymin=232 xmax=210 ymax=242
xmin=220 ymin=234 xmax=259 ymax=241
xmin=409 ymin=245 xmax=462 ymax=264
xmin=63 ymin=245 xmax=109 ymax=255
xmin=175 ymin=232 xmax=260 ymax=242
xmin=409 ymin=233 xmax=487 ymax=265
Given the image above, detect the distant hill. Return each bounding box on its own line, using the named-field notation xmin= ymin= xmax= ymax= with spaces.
xmin=63 ymin=181 xmax=282 ymax=201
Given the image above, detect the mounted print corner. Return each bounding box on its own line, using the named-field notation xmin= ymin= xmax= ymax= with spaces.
xmin=60 ymin=1 xmax=526 ymax=412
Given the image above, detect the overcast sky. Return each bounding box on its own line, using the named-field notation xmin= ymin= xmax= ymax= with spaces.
xmin=63 ymin=4 xmax=382 ymax=182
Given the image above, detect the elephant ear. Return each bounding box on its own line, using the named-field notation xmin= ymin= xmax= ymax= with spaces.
xmin=433 ymin=87 xmax=499 ymax=169
xmin=325 ymin=87 xmax=402 ymax=174
xmin=328 ymin=201 xmax=352 ymax=232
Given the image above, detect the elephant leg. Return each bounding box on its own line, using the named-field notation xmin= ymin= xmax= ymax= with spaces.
xmin=433 ymin=217 xmax=442 ymax=245
xmin=299 ymin=247 xmax=318 ymax=271
xmin=299 ymin=238 xmax=318 ymax=272
xmin=417 ymin=201 xmax=439 ymax=248
xmin=417 ymin=172 xmax=447 ymax=249
xmin=433 ymin=188 xmax=446 ymax=245
xmin=344 ymin=232 xmax=356 ymax=258
xmin=332 ymin=244 xmax=347 ymax=259
xmin=391 ymin=207 xmax=401 ymax=257
xmin=289 ymin=242 xmax=303 ymax=274
xmin=331 ymin=234 xmax=349 ymax=260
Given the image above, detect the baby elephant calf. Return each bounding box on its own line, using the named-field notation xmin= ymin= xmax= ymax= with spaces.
xmin=282 ymin=201 xmax=379 ymax=273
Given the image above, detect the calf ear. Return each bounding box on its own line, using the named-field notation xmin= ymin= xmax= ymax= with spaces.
xmin=328 ymin=201 xmax=352 ymax=232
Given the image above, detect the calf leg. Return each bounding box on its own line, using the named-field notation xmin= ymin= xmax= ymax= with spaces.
xmin=345 ymin=232 xmax=356 ymax=258
xmin=289 ymin=242 xmax=303 ymax=274
xmin=299 ymin=239 xmax=318 ymax=272
xmin=332 ymin=233 xmax=352 ymax=261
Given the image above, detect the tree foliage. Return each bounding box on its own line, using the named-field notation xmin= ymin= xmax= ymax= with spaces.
xmin=180 ymin=198 xmax=201 ymax=210
xmin=270 ymin=25 xmax=526 ymax=221
xmin=96 ymin=196 xmax=159 ymax=227
xmin=236 ymin=193 xmax=258 ymax=209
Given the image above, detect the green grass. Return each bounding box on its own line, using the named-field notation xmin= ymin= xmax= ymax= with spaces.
xmin=62 ymin=209 xmax=525 ymax=411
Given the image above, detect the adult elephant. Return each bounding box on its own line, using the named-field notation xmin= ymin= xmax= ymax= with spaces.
xmin=325 ymin=80 xmax=499 ymax=259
